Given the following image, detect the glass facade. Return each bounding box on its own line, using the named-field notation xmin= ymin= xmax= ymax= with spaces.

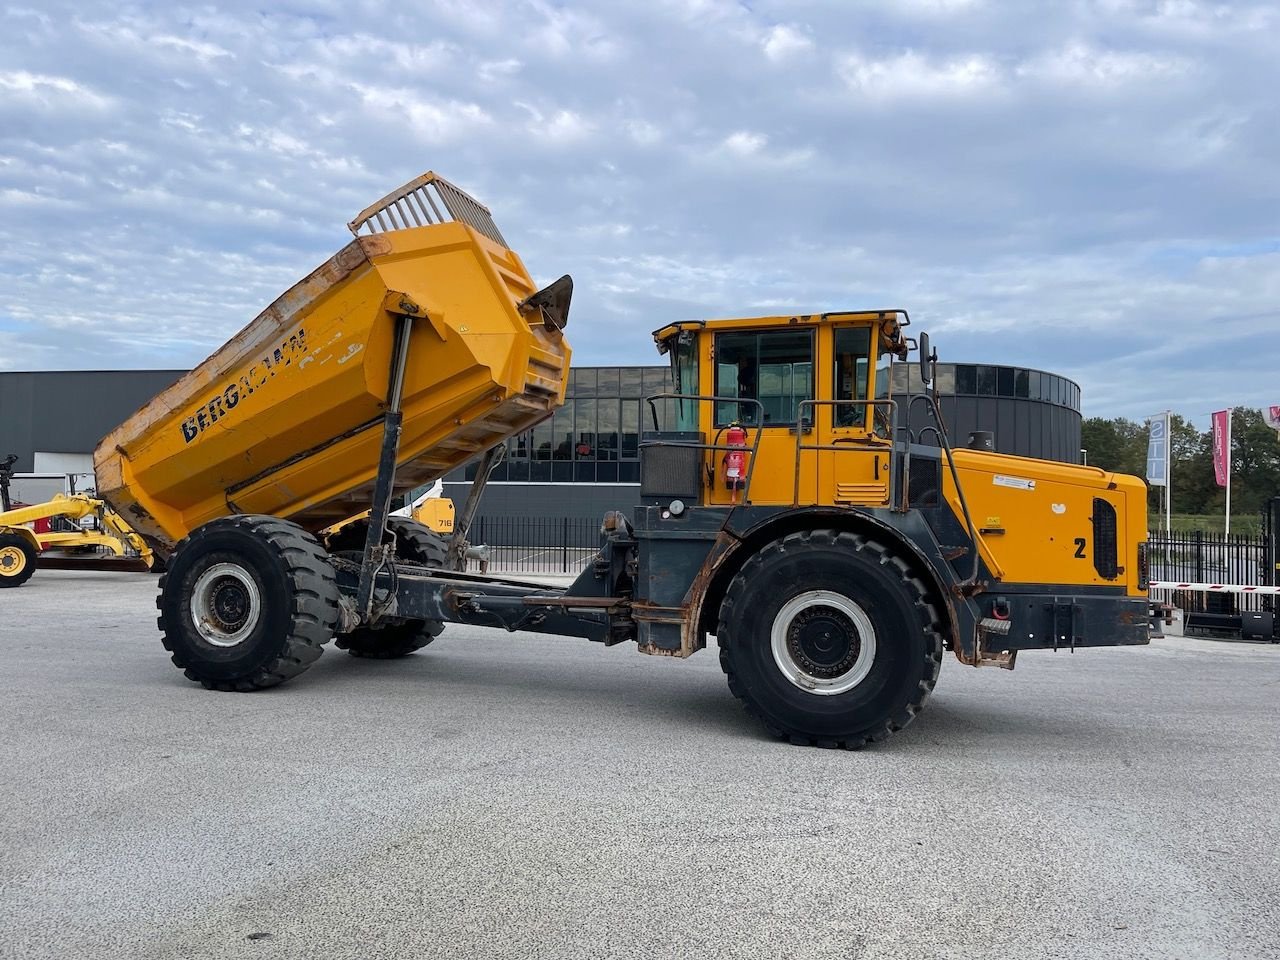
xmin=465 ymin=362 xmax=1082 ymax=483
xmin=882 ymin=363 xmax=1080 ymax=409
xmin=465 ymin=366 xmax=674 ymax=483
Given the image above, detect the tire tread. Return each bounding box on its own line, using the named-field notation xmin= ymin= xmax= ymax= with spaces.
xmin=159 ymin=515 xmax=339 ymax=691
xmin=717 ymin=529 xmax=945 ymax=749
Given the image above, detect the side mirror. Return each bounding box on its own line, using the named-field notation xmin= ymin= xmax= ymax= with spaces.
xmin=919 ymin=333 xmax=932 ymax=385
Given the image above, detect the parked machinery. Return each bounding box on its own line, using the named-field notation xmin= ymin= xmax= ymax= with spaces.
xmin=92 ymin=171 xmax=1150 ymax=747
xmin=0 ymin=455 xmax=155 ymax=587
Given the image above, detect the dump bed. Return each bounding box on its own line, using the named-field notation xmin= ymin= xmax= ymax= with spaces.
xmin=94 ymin=173 xmax=571 ymax=552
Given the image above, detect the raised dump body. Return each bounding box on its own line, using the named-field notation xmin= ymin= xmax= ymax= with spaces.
xmin=94 ymin=173 xmax=571 ymax=553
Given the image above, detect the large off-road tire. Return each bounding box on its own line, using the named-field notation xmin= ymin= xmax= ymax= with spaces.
xmin=717 ymin=529 xmax=944 ymax=749
xmin=157 ymin=516 xmax=339 ymax=691
xmin=0 ymin=533 xmax=37 ymax=588
xmin=327 ymin=517 xmax=446 ymax=659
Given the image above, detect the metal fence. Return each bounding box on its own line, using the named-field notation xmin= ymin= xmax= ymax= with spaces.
xmin=1147 ymin=529 xmax=1271 ymax=613
xmin=469 ymin=515 xmax=601 ymax=575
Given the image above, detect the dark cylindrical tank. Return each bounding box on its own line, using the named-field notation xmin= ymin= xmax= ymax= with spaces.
xmin=967 ymin=430 xmax=995 ymax=451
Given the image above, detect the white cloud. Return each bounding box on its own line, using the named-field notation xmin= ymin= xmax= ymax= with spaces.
xmin=0 ymin=0 xmax=1276 ymax=422
xmin=836 ymin=51 xmax=1002 ymax=101
xmin=544 ymin=109 xmax=594 ymax=142
xmin=761 ymin=24 xmax=812 ymax=62
xmin=152 ymin=35 xmax=232 ymax=62
xmin=625 ymin=119 xmax=662 ymax=146
xmin=722 ymin=130 xmax=767 ymax=156
xmin=350 ymin=84 xmax=493 ymax=141
xmin=0 ymin=70 xmax=112 ymax=109
xmin=892 ymin=0 xmax=984 ymax=13
xmin=1017 ymin=42 xmax=1192 ymax=87
xmin=479 ymin=58 xmax=522 ymax=81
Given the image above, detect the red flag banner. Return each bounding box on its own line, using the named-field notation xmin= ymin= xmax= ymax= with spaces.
xmin=1268 ymin=405 xmax=1280 ymax=433
xmin=1211 ymin=409 xmax=1231 ymax=488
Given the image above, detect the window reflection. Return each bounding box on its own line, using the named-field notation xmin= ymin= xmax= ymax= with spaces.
xmin=997 ymin=367 xmax=1014 ymax=397
xmin=713 ymin=330 xmax=813 ymax=426
xmin=833 ymin=327 xmax=872 ymax=427
xmin=976 ymin=366 xmax=996 ymax=396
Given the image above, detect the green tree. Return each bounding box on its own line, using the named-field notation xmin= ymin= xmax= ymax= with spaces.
xmin=1170 ymin=413 xmax=1213 ymax=515
xmin=1230 ymin=407 xmax=1280 ymax=516
xmin=1081 ymin=417 xmax=1146 ymax=476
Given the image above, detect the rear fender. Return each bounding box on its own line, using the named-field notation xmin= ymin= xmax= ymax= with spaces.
xmin=0 ymin=525 xmax=40 ymax=552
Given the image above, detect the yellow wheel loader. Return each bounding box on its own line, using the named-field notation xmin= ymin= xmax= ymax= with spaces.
xmin=91 ymin=170 xmax=1149 ymax=747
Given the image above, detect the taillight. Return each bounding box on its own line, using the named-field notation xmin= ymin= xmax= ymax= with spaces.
xmin=1137 ymin=541 xmax=1149 ymax=590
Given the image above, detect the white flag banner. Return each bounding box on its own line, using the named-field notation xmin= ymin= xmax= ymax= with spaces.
xmin=1146 ymin=413 xmax=1169 ymax=487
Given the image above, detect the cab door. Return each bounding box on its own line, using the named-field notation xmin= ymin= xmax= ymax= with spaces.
xmin=817 ymin=325 xmax=892 ymax=509
xmin=706 ymin=326 xmax=816 ymax=506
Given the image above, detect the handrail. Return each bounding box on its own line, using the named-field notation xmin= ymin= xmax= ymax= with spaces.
xmin=642 ymin=393 xmax=766 ymax=504
xmin=913 ymin=392 xmax=981 ymax=590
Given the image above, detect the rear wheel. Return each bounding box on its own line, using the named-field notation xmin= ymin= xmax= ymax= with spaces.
xmin=718 ymin=529 xmax=944 ymax=748
xmin=327 ymin=517 xmax=447 ymax=659
xmin=157 ymin=516 xmax=339 ymax=690
xmin=0 ymin=533 xmax=37 ymax=588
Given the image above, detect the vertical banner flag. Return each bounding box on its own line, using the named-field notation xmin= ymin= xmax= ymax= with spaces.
xmin=1268 ymin=405 xmax=1280 ymax=434
xmin=1211 ymin=409 xmax=1231 ymax=487
xmin=1146 ymin=413 xmax=1168 ymax=487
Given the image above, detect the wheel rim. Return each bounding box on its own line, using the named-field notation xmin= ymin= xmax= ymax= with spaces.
xmin=0 ymin=545 xmax=27 ymax=577
xmin=189 ymin=562 xmax=262 ymax=647
xmin=770 ymin=590 xmax=877 ymax=696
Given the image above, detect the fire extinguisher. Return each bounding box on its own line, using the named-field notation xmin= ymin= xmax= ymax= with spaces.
xmin=722 ymin=422 xmax=749 ymax=503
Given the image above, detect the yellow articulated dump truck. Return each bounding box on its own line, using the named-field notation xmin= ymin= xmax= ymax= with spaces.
xmin=94 ymin=171 xmax=1150 ymax=748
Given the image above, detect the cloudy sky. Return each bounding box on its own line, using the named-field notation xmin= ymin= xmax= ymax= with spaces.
xmin=1 ymin=0 xmax=1277 ymax=424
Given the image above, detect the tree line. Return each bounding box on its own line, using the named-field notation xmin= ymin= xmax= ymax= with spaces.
xmin=1081 ymin=408 xmax=1280 ymax=518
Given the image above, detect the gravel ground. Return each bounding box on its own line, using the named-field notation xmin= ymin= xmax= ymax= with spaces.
xmin=1 ymin=569 xmax=1278 ymax=960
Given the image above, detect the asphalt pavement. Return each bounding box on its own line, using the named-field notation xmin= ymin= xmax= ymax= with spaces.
xmin=1 ymin=569 xmax=1278 ymax=960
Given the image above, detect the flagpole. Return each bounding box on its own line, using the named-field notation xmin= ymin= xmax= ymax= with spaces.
xmin=1224 ymin=408 xmax=1232 ymax=537
xmin=1165 ymin=409 xmax=1172 ymax=535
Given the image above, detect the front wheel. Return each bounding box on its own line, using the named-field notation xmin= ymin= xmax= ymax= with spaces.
xmin=157 ymin=516 xmax=340 ymax=691
xmin=0 ymin=533 xmax=37 ymax=588
xmin=718 ymin=530 xmax=944 ymax=748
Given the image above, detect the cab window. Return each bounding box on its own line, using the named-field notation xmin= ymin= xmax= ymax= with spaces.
xmin=714 ymin=330 xmax=813 ymax=426
xmin=833 ymin=327 xmax=873 ymax=428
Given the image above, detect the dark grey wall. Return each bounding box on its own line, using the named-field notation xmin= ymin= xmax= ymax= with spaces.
xmin=904 ymin=395 xmax=1082 ymax=464
xmin=0 ymin=371 xmax=185 ymax=471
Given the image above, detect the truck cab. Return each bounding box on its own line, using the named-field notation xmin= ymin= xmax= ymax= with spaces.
xmin=652 ymin=311 xmax=906 ymax=511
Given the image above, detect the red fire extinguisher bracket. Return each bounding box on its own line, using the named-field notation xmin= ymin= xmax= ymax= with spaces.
xmin=722 ymin=422 xmax=749 ymax=503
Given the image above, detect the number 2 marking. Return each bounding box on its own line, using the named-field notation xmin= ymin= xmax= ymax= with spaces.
xmin=1073 ymin=537 xmax=1087 ymax=558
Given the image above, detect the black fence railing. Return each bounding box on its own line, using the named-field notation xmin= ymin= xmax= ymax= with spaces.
xmin=463 ymin=517 xmax=1275 ymax=607
xmin=1146 ymin=529 xmax=1271 ymax=614
xmin=469 ymin=515 xmax=602 ymax=575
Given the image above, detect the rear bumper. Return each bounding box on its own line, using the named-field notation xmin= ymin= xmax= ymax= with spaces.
xmin=980 ymin=593 xmax=1149 ymax=653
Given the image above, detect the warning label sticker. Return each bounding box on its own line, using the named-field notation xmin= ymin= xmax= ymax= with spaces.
xmin=993 ymin=474 xmax=1036 ymax=491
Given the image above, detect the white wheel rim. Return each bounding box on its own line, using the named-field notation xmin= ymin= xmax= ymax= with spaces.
xmin=770 ymin=590 xmax=877 ymax=696
xmin=190 ymin=562 xmax=262 ymax=647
